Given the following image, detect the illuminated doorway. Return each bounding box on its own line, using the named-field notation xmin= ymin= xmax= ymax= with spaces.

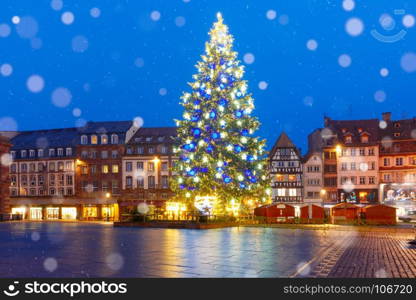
xmin=30 ymin=207 xmax=42 ymax=220
xmin=46 ymin=207 xmax=59 ymax=220
xmin=61 ymin=207 xmax=77 ymax=220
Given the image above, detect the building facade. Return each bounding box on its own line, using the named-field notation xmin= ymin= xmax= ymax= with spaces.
xmin=0 ymin=136 xmax=11 ymax=214
xmin=269 ymin=132 xmax=303 ymax=204
xmin=378 ymin=113 xmax=416 ymax=210
xmin=302 ymin=152 xmax=324 ymax=204
xmin=120 ymin=127 xmax=177 ymax=214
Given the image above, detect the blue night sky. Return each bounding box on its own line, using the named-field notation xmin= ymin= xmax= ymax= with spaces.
xmin=1 ymin=0 xmax=416 ymax=153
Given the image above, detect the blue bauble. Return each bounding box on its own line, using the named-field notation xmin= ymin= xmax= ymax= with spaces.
xmin=239 ymin=183 xmax=246 ymax=189
xmin=180 ymin=184 xmax=185 ymax=189
xmin=222 ymin=174 xmax=232 ymax=184
xmin=211 ymin=132 xmax=220 ymax=139
xmin=234 ymin=144 xmax=243 ymax=153
xmin=187 ymin=168 xmax=197 ymax=176
xmin=241 ymin=129 xmax=249 ymax=136
xmin=209 ymin=110 xmax=217 ymax=119
xmin=218 ymin=98 xmax=227 ymax=106
xmin=206 ymin=145 xmax=214 ymax=153
xmin=235 ymin=110 xmax=243 ymax=118
xmin=191 ymin=128 xmax=201 ymax=138
xmin=250 ymin=177 xmax=257 ymax=183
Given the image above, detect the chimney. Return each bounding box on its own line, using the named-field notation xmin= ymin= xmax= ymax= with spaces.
xmin=324 ymin=116 xmax=331 ymax=127
xmin=382 ymin=112 xmax=391 ymax=121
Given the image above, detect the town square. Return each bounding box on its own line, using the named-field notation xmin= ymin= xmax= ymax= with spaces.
xmin=1 ymin=0 xmax=416 ymax=290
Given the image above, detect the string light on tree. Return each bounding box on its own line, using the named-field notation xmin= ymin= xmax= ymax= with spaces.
xmin=171 ymin=12 xmax=270 ymax=215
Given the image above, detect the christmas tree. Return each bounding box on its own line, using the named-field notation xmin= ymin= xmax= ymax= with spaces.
xmin=172 ymin=13 xmax=270 ymax=215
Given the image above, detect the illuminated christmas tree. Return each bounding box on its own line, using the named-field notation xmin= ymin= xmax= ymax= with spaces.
xmin=172 ymin=13 xmax=270 ymax=215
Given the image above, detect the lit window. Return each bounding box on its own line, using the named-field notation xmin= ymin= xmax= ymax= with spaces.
xmin=289 ymin=189 xmax=297 ymax=196
xmin=91 ymin=135 xmax=98 ymax=144
xmin=102 ymin=165 xmax=109 ymax=174
xmin=148 ymin=162 xmax=155 ymax=172
xmin=101 ymin=134 xmax=108 ymax=144
xmin=345 ymin=135 xmax=352 ymax=144
xmin=361 ymin=135 xmax=369 ymax=143
xmin=277 ymin=188 xmax=286 ymax=196
xmin=112 ymin=164 xmax=119 ymax=173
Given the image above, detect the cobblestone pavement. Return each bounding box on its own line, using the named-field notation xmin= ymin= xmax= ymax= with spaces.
xmin=309 ymin=229 xmax=416 ymax=278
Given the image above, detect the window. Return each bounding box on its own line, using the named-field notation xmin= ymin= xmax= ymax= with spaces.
xmin=58 ymin=174 xmax=64 ymax=185
xmin=48 ymin=162 xmax=55 ymax=172
xmin=112 ymin=180 xmax=119 ymax=194
xmin=394 ymin=132 xmax=401 ymax=137
xmin=101 ymin=134 xmax=108 ymax=144
xmin=370 ymin=162 xmax=376 ymax=170
xmin=29 ymin=188 xmax=36 ymax=196
xmin=21 ymin=175 xmax=28 ymax=186
xmin=66 ymin=188 xmax=73 ymax=196
xmin=161 ymin=176 xmax=169 ymax=188
xmin=161 ymin=161 xmax=168 ymax=171
xmin=58 ymin=162 xmax=64 ymax=171
xmin=38 ymin=175 xmax=44 ymax=185
xmin=101 ymin=151 xmax=108 ymax=159
xmin=277 ymin=188 xmax=285 ymax=196
xmin=102 ymin=165 xmax=109 ymax=174
xmin=396 ymin=157 xmax=403 ymax=166
xmin=341 ymin=149 xmax=348 ymax=157
xmin=137 ymin=162 xmax=144 ymax=170
xmin=49 ymin=149 xmax=55 ymax=157
xmin=49 ymin=188 xmax=55 ymax=195
xmin=66 ymin=175 xmax=73 ymax=185
xmin=65 ymin=161 xmax=73 ymax=171
xmin=148 ymin=176 xmax=155 ymax=188
xmin=30 ymin=175 xmax=36 ymax=186
xmin=361 ymin=135 xmax=369 ymax=143
xmin=29 ymin=150 xmax=35 ymax=157
xmin=161 ymin=146 xmax=167 ymax=154
xmin=137 ymin=176 xmax=144 ymax=188
xmin=39 ymin=189 xmax=44 ymax=196
xmin=359 ymin=148 xmax=365 ymax=156
xmin=369 ymin=177 xmax=375 ymax=184
xmin=341 ymin=163 xmax=347 ymax=171
xmin=28 ymin=163 xmax=35 ymax=172
xmin=21 ymin=150 xmax=27 ymax=158
xmin=111 ymin=150 xmax=118 ymax=158
xmin=66 ymin=148 xmax=72 ymax=156
xmin=111 ymin=134 xmax=119 ymax=144
xmin=49 ymin=174 xmax=55 ymax=186
xmin=10 ymin=175 xmax=16 ymax=186
xmin=91 ymin=135 xmax=98 ymax=144
xmin=137 ymin=146 xmax=144 ymax=154
xmin=81 ymin=135 xmax=88 ymax=144
xmin=10 ymin=164 xmax=17 ymax=173
xmin=148 ymin=146 xmax=155 ymax=154
xmin=92 ymin=181 xmax=99 ymax=192
xmin=383 ymin=158 xmax=390 ymax=167
xmin=289 ymin=189 xmax=297 ymax=196
xmin=126 ymin=147 xmax=133 ymax=155
xmin=89 ymin=151 xmax=97 ymax=159
xmin=102 ymin=181 xmax=109 ymax=192
xmin=350 ymin=162 xmax=356 ymax=170
xmin=81 ymin=151 xmax=88 ymax=158
xmin=350 ymin=148 xmax=356 ymax=156
xmin=410 ymin=157 xmax=416 ymax=165
xmin=368 ymin=148 xmax=375 ymax=156
xmin=57 ymin=148 xmax=64 ymax=156
xmin=345 ymin=135 xmax=352 ymax=144
xmin=81 ymin=166 xmax=88 ymax=175
xmin=126 ymin=176 xmax=133 ymax=189
xmin=90 ymin=165 xmax=97 ymax=174
xmin=148 ymin=162 xmax=155 ymax=172
xmin=20 ymin=163 xmax=27 ymax=172
xmin=38 ymin=149 xmax=44 ymax=157
xmin=359 ymin=177 xmax=366 ymax=185
xmin=126 ymin=162 xmax=132 ymax=172
xmin=112 ymin=164 xmax=119 ymax=173
xmin=11 ymin=151 xmax=16 ymax=159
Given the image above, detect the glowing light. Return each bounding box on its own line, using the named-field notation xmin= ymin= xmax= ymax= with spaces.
xmin=306 ymin=39 xmax=318 ymax=51
xmin=345 ymin=17 xmax=364 ymax=36
xmin=380 ymin=68 xmax=389 ymax=77
xmin=26 ymin=75 xmax=45 ymax=93
xmin=342 ymin=0 xmax=355 ymax=11
xmin=258 ymin=81 xmax=268 ymax=90
xmin=12 ymin=16 xmax=20 ymax=24
xmin=243 ymin=53 xmax=255 ymax=64
xmin=0 ymin=64 xmax=13 ymax=77
xmin=401 ymin=52 xmax=416 ymax=73
xmin=374 ymin=90 xmax=386 ymax=103
xmin=0 ymin=24 xmax=11 ymax=38
xmin=90 ymin=7 xmax=101 ymax=18
xmin=51 ymin=87 xmax=72 ymax=108
xmin=338 ymin=54 xmax=352 ymax=68
xmin=403 ymin=14 xmax=415 ymax=28
xmin=266 ymin=10 xmax=277 ymax=20
xmin=71 ymin=35 xmax=89 ymax=53
xmin=150 ymin=11 xmax=161 ymax=21
xmin=194 ymin=195 xmax=216 ymax=215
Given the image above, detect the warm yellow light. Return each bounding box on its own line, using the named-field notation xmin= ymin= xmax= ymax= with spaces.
xmin=335 ymin=145 xmax=342 ymax=153
xmin=105 ymin=192 xmax=111 ymax=198
xmin=153 ymin=157 xmax=160 ymax=164
xmin=320 ymin=189 xmax=326 ymax=195
xmin=76 ymin=159 xmax=83 ymax=165
xmin=166 ymin=202 xmax=186 ymax=213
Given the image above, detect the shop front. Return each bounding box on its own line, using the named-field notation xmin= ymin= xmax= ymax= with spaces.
xmin=338 ymin=189 xmax=378 ymax=204
xmin=380 ymin=183 xmax=416 ymax=216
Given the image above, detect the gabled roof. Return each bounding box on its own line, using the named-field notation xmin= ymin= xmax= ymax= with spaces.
xmin=325 ymin=118 xmax=380 ymax=145
xmin=77 ymin=121 xmax=133 ymax=134
xmin=127 ymin=127 xmax=177 ymax=144
xmin=10 ymin=128 xmax=79 ymax=150
xmin=269 ymin=132 xmax=301 ymax=159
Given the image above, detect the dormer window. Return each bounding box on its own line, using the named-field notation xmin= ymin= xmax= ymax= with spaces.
xmin=49 ymin=149 xmax=55 ymax=157
xmin=10 ymin=151 xmax=16 ymax=159
xmin=358 ymin=128 xmax=363 ymax=133
xmin=29 ymin=150 xmax=35 ymax=157
xmin=101 ymin=134 xmax=108 ymax=144
xmin=394 ymin=132 xmax=401 ymax=137
xmin=111 ymin=134 xmax=119 ymax=144
xmin=394 ymin=122 xmax=401 ymax=128
xmin=158 ymin=136 xmax=164 ymax=142
xmin=38 ymin=149 xmax=44 ymax=157
xmin=91 ymin=135 xmax=98 ymax=144
xmin=361 ymin=135 xmax=369 ymax=143
xmin=146 ymin=137 xmax=152 ymax=142
xmin=81 ymin=135 xmax=88 ymax=145
xmin=66 ymin=148 xmax=72 ymax=156
xmin=21 ymin=150 xmax=27 ymax=158
xmin=57 ymin=148 xmax=64 ymax=156
xmin=345 ymin=135 xmax=352 ymax=144
xmin=341 ymin=128 xmax=347 ymax=133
